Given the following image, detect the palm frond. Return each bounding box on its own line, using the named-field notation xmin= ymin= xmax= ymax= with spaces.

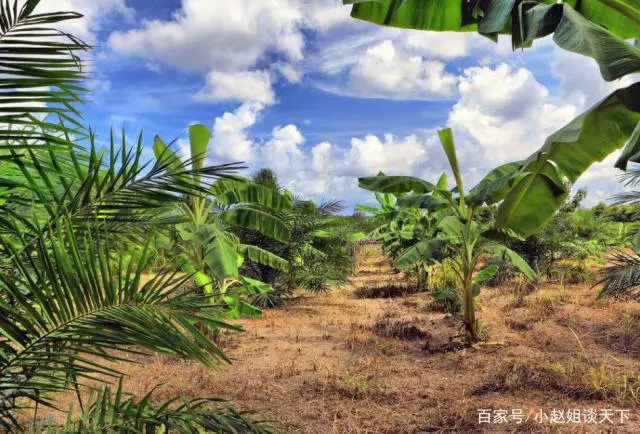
xmin=597 ymin=250 xmax=640 ymax=299
xmin=0 ymin=0 xmax=90 ymax=147
xmin=317 ymin=199 xmax=344 ymax=216
xmin=0 ymin=130 xmax=242 ymax=263
xmin=33 ymin=378 xmax=274 ymax=434
xmin=0 ymin=219 xmax=238 ymax=429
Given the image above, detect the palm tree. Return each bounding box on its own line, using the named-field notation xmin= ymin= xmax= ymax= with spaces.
xmin=0 ymin=1 xmax=272 ymax=431
xmin=598 ymin=169 xmax=640 ymax=299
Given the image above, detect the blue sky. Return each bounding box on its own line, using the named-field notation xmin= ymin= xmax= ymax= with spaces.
xmin=56 ymin=0 xmax=638 ymax=210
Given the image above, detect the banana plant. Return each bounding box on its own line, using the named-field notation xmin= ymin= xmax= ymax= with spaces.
xmin=360 ymin=128 xmax=536 ymax=342
xmin=357 ymin=180 xmax=444 ymax=288
xmin=344 ymin=0 xmax=640 ymax=239
xmin=153 ymin=124 xmax=292 ymax=318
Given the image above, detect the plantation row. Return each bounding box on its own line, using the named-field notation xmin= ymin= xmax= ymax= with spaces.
xmin=0 ymin=0 xmax=639 ymax=432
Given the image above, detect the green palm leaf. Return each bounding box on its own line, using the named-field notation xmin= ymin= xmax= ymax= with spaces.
xmin=35 ymin=378 xmax=274 ymax=433
xmin=467 ymin=161 xmax=523 ymax=207
xmin=347 ymin=1 xmax=640 ymax=38
xmin=0 ymin=221 xmax=237 ymax=429
xmin=394 ymin=238 xmax=446 ymax=269
xmin=0 ymin=0 xmax=90 ymax=147
xmin=597 ymin=250 xmax=640 ymax=298
xmin=237 ymin=244 xmax=289 ymax=271
xmin=221 ymin=184 xmax=293 ymax=210
xmin=0 ymin=132 xmax=241 ymax=263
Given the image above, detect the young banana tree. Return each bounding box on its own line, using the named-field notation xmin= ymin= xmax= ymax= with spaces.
xmin=153 ymin=125 xmax=292 ymax=318
xmin=357 ymin=180 xmax=444 ymax=289
xmin=360 ymin=129 xmax=536 ymax=342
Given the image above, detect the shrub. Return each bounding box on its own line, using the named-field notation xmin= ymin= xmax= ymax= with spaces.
xmin=550 ymin=263 xmax=596 ymax=284
xmin=484 ymin=258 xmax=519 ymax=287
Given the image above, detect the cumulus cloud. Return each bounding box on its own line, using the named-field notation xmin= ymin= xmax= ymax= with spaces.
xmin=195 ymin=70 xmax=275 ymax=105
xmin=261 ymin=124 xmax=305 ymax=172
xmin=448 ymin=63 xmax=578 ymax=165
xmin=338 ymin=40 xmax=457 ymax=100
xmin=107 ymin=0 xmax=309 ymax=104
xmin=274 ymin=63 xmax=303 ymax=84
xmin=346 ymin=133 xmax=432 ymax=175
xmin=309 ymin=26 xmax=520 ymax=100
xmin=311 ymin=142 xmax=332 ymax=172
xmin=203 ymin=101 xmax=440 ymax=202
xmin=446 ymin=61 xmax=634 ymax=205
xmin=109 ymin=0 xmax=303 ymax=72
xmin=552 ymin=47 xmax=640 ymax=111
xmin=209 ymin=103 xmax=264 ymax=161
xmin=304 ymin=0 xmax=352 ymax=31
xmin=278 ymin=131 xmax=439 ymax=203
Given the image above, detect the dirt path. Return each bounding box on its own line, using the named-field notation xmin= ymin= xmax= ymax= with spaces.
xmin=116 ymin=247 xmax=640 ymax=433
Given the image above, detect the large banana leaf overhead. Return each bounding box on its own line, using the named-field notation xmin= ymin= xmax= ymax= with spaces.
xmin=346 ymin=1 xmax=639 ymax=39
xmin=346 ymin=1 xmax=640 ymax=80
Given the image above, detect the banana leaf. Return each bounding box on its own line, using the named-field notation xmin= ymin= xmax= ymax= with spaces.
xmin=359 ymin=175 xmax=436 ymax=193
xmin=495 ymin=83 xmax=640 ymax=238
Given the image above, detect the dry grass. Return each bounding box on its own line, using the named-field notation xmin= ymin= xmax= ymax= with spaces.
xmin=43 ymin=247 xmax=640 ymax=433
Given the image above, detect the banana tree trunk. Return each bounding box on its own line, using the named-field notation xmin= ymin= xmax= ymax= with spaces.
xmin=463 ymin=276 xmax=478 ymax=342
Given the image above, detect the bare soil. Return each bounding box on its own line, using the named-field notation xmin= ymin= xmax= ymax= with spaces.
xmin=59 ymin=247 xmax=640 ymax=432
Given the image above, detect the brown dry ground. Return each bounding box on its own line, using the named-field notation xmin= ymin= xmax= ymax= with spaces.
xmin=61 ymin=247 xmax=640 ymax=432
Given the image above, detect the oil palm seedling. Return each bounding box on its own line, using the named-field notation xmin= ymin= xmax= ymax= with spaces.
xmin=598 ymin=169 xmax=640 ymax=299
xmin=360 ymin=129 xmax=536 ymax=342
xmin=245 ymin=197 xmax=356 ymax=307
xmin=35 ymin=379 xmax=272 ymax=433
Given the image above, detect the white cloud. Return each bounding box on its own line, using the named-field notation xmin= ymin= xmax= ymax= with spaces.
xmin=552 ymin=47 xmax=640 ymax=110
xmin=195 ymin=70 xmax=275 ymax=105
xmin=404 ymin=31 xmax=470 ymax=59
xmin=342 ymin=40 xmax=457 ymax=100
xmin=107 ymin=0 xmax=353 ymax=104
xmin=445 ymin=61 xmax=635 ymax=206
xmin=204 ymin=100 xmax=440 ymax=202
xmin=40 ymin=0 xmax=134 ymax=42
xmin=304 ymin=0 xmax=352 ymax=32
xmin=109 ymin=0 xmax=303 ymax=72
xmin=311 ymin=142 xmax=332 ymax=172
xmin=274 ymin=63 xmax=303 ymax=83
xmin=449 ymin=63 xmax=578 ymax=165
xmin=285 ymin=131 xmax=441 ymax=201
xmin=579 ymin=151 xmax=622 ymax=184
xmin=210 ymin=103 xmax=264 ymax=161
xmin=261 ymin=124 xmax=305 ymax=172
xmin=346 ymin=133 xmax=432 ymax=174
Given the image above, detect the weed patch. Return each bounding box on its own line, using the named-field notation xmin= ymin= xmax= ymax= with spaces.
xmin=370 ymin=317 xmax=427 ymax=340
xmin=353 ymin=283 xmax=418 ymax=299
